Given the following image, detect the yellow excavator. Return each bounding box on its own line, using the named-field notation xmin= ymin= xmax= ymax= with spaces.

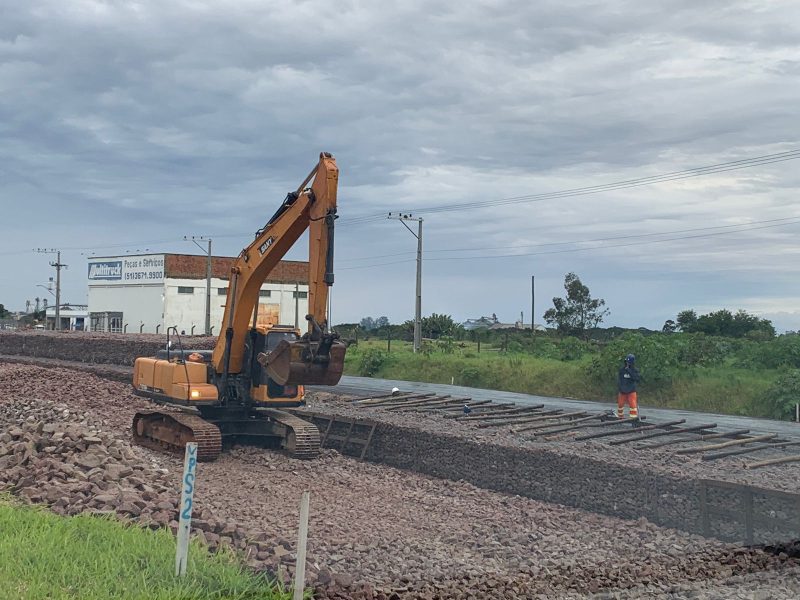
xmin=131 ymin=153 xmax=346 ymax=461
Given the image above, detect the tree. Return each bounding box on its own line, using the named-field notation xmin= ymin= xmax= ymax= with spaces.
xmin=404 ymin=313 xmax=461 ymax=339
xmin=674 ymin=308 xmax=774 ymax=338
xmin=0 ymin=304 xmax=9 ymax=319
xmin=359 ymin=316 xmax=376 ymax=331
xmin=375 ymin=316 xmax=390 ymax=328
xmin=662 ymin=319 xmax=677 ymax=333
xmin=676 ymin=309 xmax=697 ymax=332
xmin=543 ymin=272 xmax=609 ymax=337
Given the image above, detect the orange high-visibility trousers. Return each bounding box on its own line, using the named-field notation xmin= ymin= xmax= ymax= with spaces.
xmin=617 ymin=392 xmax=638 ymax=418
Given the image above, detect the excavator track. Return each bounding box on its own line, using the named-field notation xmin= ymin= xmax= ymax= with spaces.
xmin=132 ymin=411 xmax=222 ymax=462
xmin=262 ymin=409 xmax=321 ymax=460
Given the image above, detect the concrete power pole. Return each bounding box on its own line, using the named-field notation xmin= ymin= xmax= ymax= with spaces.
xmin=36 ymin=249 xmax=67 ymax=331
xmin=294 ymin=282 xmax=300 ymax=330
xmin=52 ymin=251 xmax=67 ymax=331
xmin=185 ymin=236 xmax=212 ymax=335
xmin=388 ymin=213 xmax=423 ymax=353
xmin=531 ymin=275 xmax=535 ymax=336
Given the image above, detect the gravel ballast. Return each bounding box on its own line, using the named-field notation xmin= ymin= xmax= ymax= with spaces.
xmin=1 ymin=362 xmax=799 ymax=598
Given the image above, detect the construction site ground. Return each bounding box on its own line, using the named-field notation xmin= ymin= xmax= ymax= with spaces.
xmin=1 ymin=334 xmax=800 ymax=598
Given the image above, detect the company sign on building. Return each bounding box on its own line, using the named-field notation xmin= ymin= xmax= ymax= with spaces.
xmin=86 ymin=253 xmax=308 ymax=334
xmin=88 ymin=255 xmax=164 ymax=286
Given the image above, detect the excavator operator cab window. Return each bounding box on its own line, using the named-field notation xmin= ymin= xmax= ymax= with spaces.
xmin=264 ymin=330 xmax=298 ymax=354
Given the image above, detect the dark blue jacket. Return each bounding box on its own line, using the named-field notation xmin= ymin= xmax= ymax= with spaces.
xmin=618 ymin=365 xmax=640 ymax=394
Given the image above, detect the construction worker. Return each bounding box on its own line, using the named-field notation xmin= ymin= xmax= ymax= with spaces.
xmin=617 ymin=354 xmax=641 ymax=419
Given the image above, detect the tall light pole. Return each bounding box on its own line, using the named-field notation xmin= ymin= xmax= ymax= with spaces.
xmin=184 ymin=236 xmax=212 ymax=335
xmin=35 ymin=249 xmax=67 ymax=331
xmin=388 ymin=213 xmax=423 ymax=353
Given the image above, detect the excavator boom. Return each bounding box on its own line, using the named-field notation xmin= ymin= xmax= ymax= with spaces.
xmin=212 ymin=152 xmax=345 ymax=388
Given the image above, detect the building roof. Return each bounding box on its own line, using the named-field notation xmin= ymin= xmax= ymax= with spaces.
xmin=93 ymin=253 xmax=308 ymax=284
xmin=165 ymin=255 xmax=308 ymax=284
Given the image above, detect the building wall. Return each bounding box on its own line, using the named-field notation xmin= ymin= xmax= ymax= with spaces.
xmin=87 ymin=253 xmax=310 ymax=335
xmin=88 ymin=284 xmax=166 ymax=333
xmin=164 ymin=277 xmax=309 ymax=334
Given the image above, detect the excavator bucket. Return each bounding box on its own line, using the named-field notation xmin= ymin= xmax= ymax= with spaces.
xmin=262 ymin=338 xmax=347 ymax=386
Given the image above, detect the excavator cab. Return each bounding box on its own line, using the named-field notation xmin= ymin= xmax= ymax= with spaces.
xmin=259 ymin=315 xmax=346 ymax=386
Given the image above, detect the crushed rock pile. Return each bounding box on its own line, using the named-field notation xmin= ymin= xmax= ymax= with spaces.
xmin=1 ymin=364 xmax=799 ymax=599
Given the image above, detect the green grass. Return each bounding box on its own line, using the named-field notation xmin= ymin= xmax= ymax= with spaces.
xmin=0 ymin=498 xmax=292 ymax=600
xmin=344 ymin=341 xmax=777 ymax=418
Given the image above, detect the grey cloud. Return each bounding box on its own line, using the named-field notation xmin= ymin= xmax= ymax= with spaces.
xmin=1 ymin=0 xmax=799 ymax=331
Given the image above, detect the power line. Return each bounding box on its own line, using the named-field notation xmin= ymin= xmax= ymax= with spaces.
xmin=7 ymin=148 xmax=798 ymax=257
xmin=338 ymin=218 xmax=800 ymax=270
xmin=414 ymin=150 xmax=800 ymax=215
xmin=426 ymin=219 xmax=800 ymax=262
xmin=330 ymin=148 xmax=800 ymax=224
xmin=337 ymin=215 xmax=800 ymax=263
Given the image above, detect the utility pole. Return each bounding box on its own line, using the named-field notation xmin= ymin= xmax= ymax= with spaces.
xmin=35 ymin=249 xmax=67 ymax=331
xmin=531 ymin=275 xmax=535 ymax=336
xmin=387 ymin=212 xmax=423 ymax=353
xmin=294 ymin=282 xmax=300 ymax=329
xmin=185 ymin=236 xmax=212 ymax=335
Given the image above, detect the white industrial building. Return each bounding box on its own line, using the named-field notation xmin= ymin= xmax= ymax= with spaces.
xmin=87 ymin=253 xmax=309 ymax=334
xmin=45 ymin=304 xmax=89 ymax=331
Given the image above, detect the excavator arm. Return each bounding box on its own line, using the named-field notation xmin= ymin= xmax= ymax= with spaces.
xmin=211 ymin=152 xmax=345 ymax=387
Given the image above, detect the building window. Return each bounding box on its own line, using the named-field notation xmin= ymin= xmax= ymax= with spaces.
xmin=109 ymin=315 xmax=123 ymax=333
xmin=259 ymin=289 xmax=271 ymax=298
xmin=90 ymin=311 xmax=123 ymax=333
xmin=218 ymin=287 xmax=228 ymax=295
xmin=293 ymin=291 xmax=308 ymax=299
xmin=177 ymin=286 xmax=194 ymax=294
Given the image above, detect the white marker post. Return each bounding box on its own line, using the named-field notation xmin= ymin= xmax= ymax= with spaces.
xmin=175 ymin=442 xmax=198 ymax=577
xmin=293 ymin=491 xmax=311 ymax=600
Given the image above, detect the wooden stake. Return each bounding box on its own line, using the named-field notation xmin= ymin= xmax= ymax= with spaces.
xmin=703 ymin=440 xmax=800 ymax=461
xmin=637 ymin=428 xmax=751 ymax=450
xmin=515 ymin=413 xmax=600 ymax=433
xmin=747 ymin=454 xmax=800 ymax=469
xmin=476 ymin=409 xmax=565 ymax=428
xmin=608 ymin=423 xmax=716 ymax=446
xmin=513 ymin=411 xmax=589 ymax=432
xmin=675 ymin=433 xmax=777 ymax=455
xmin=574 ymin=419 xmax=682 ymax=441
xmin=458 ymin=404 xmax=545 ymax=421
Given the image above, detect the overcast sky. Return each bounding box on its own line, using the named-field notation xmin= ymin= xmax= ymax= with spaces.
xmin=2 ymin=0 xmax=799 ymax=331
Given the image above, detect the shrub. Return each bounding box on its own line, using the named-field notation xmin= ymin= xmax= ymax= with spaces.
xmin=676 ymin=334 xmax=726 ymax=367
xmin=437 ymin=336 xmax=455 ymax=354
xmin=587 ymin=332 xmax=680 ymax=389
xmin=357 ymin=348 xmax=387 ymax=377
xmin=459 ymin=366 xmax=482 ymax=387
xmin=735 ymin=335 xmax=800 ymax=370
xmin=559 ymin=336 xmax=588 ymax=361
xmin=758 ymin=369 xmax=800 ymax=420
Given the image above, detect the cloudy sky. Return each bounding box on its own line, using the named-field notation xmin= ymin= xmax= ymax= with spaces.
xmin=2 ymin=0 xmax=799 ymax=331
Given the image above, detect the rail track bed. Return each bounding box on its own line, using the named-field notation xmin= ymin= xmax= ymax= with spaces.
xmin=2 ymin=361 xmax=800 ymax=599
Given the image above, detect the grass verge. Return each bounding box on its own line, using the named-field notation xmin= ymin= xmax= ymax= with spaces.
xmin=0 ymin=498 xmax=293 ymax=600
xmin=343 ymin=341 xmax=776 ymax=418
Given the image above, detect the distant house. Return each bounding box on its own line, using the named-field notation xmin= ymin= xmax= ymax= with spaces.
xmin=462 ymin=314 xmax=546 ymax=332
xmin=45 ymin=304 xmax=88 ymax=331
xmin=462 ymin=315 xmax=499 ymax=331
